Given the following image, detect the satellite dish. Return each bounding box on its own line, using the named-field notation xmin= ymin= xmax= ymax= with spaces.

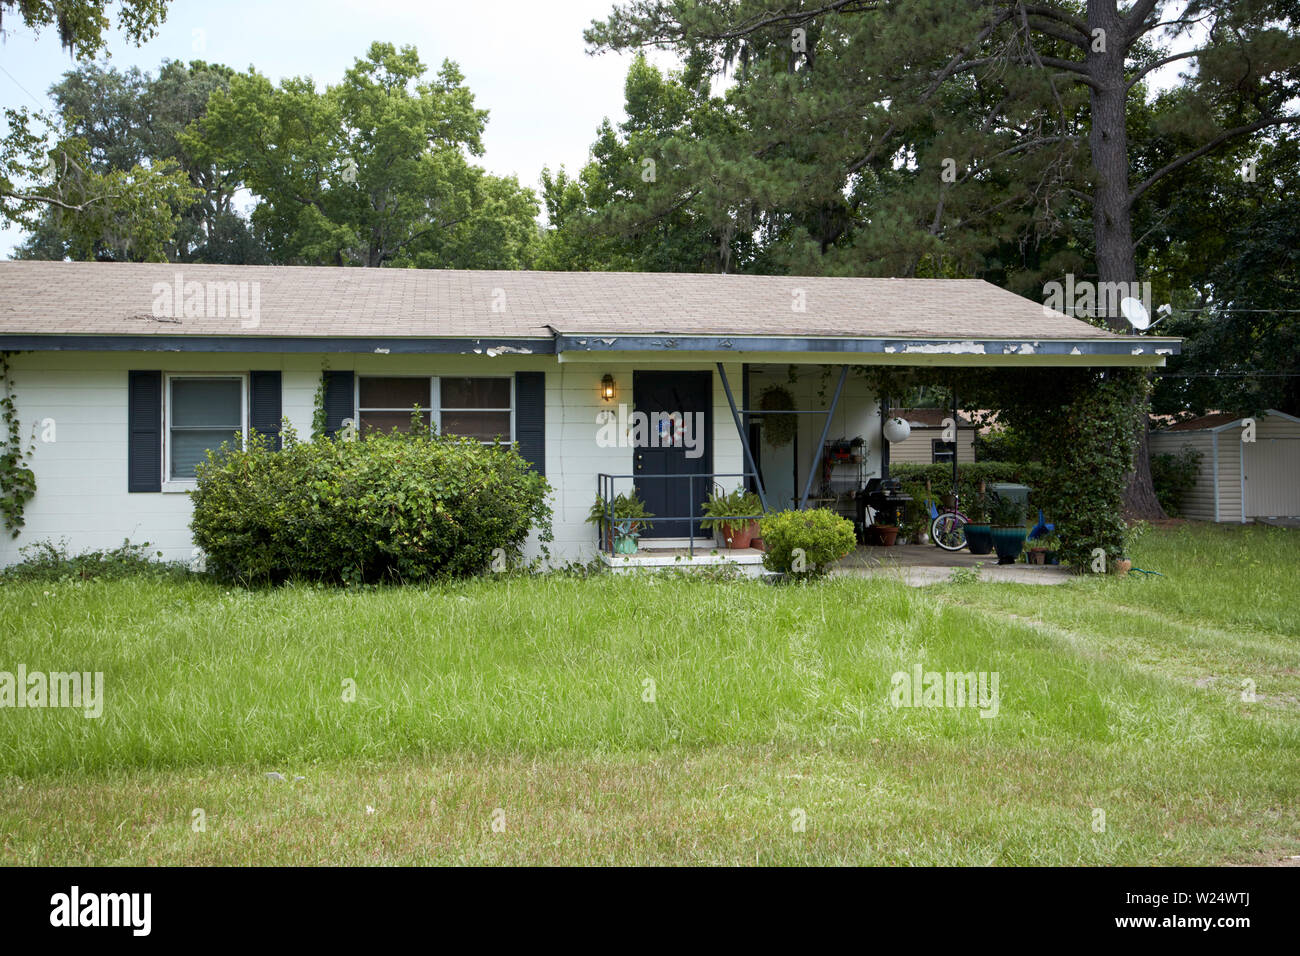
xmin=1120 ymin=297 xmax=1151 ymax=330
xmin=883 ymin=416 xmax=912 ymax=444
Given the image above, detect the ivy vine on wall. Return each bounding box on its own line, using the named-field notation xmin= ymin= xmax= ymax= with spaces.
xmin=0 ymin=352 xmax=37 ymax=538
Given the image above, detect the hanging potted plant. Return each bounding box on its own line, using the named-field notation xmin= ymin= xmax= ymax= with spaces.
xmin=963 ymin=492 xmax=994 ymax=555
xmin=700 ymin=484 xmax=763 ymax=549
xmin=988 ymin=494 xmax=1028 ymax=565
xmin=758 ymin=386 xmax=797 ymax=448
xmin=586 ymin=491 xmax=655 ymax=552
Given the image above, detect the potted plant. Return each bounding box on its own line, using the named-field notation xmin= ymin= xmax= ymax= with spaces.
xmin=872 ymin=515 xmax=901 ymax=547
xmin=963 ymin=492 xmax=994 ymax=555
xmin=700 ymin=484 xmax=763 ymax=549
xmin=988 ymin=494 xmax=1028 ymax=565
xmin=1040 ymin=533 xmax=1061 ymax=565
xmin=586 ymin=491 xmax=655 ymax=552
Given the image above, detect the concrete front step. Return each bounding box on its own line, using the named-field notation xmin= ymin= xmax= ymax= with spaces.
xmin=599 ymin=546 xmax=769 ymax=576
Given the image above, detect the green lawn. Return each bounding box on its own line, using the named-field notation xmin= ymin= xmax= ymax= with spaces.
xmin=1 ymin=523 xmax=1297 ymax=865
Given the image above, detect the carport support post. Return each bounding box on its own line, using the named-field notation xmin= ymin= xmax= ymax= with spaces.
xmin=799 ymin=365 xmax=849 ymax=510
xmin=951 ymin=388 xmax=959 ymax=491
xmin=716 ymin=362 xmax=768 ymax=511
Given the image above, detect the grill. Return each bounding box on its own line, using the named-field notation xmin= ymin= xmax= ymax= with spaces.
xmin=858 ymin=477 xmax=912 ymax=531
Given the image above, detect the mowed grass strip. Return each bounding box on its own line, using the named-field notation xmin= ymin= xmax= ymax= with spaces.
xmin=3 ymin=741 xmax=1295 ymax=865
xmin=1 ymin=523 xmax=1297 ymax=864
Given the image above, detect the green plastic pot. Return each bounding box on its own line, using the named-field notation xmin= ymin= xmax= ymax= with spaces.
xmin=991 ymin=526 xmax=1027 ymax=564
xmin=964 ymin=524 xmax=994 ymax=555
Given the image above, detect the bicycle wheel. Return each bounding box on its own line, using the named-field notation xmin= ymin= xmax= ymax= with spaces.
xmin=931 ymin=511 xmax=968 ymax=551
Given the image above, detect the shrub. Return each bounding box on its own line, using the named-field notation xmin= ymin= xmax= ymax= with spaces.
xmin=1151 ymin=446 xmax=1201 ymax=517
xmin=889 ymin=461 xmax=1049 ymax=510
xmin=0 ymin=539 xmax=186 ymax=583
xmin=190 ymin=423 xmax=552 ymax=585
xmin=758 ymin=508 xmax=856 ymax=580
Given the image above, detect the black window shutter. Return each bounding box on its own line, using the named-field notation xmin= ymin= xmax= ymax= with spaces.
xmin=127 ymin=370 xmax=162 ymax=492
xmin=323 ymin=370 xmax=354 ymax=437
xmin=514 ymin=371 xmax=546 ymax=476
xmin=249 ymin=371 xmax=282 ymax=449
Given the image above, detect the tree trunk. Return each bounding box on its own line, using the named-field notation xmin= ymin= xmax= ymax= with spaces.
xmin=1087 ymin=2 xmax=1166 ymax=519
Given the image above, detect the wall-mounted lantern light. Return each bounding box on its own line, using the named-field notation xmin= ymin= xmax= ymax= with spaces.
xmin=600 ymin=374 xmax=617 ymax=403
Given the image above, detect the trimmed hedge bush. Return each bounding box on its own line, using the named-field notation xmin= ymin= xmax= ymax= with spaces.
xmin=759 ymin=508 xmax=857 ymax=580
xmin=191 ymin=424 xmax=552 ymax=584
xmin=890 ymin=461 xmax=1048 ymax=507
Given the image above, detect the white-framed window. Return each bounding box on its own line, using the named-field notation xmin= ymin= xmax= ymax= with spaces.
xmin=356 ymin=375 xmax=513 ymax=443
xmin=164 ymin=373 xmax=248 ymax=487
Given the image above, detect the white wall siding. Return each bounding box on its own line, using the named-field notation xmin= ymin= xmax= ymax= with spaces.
xmin=887 ymin=429 xmax=977 ymax=465
xmin=2 ymin=352 xmax=775 ymax=568
xmin=1149 ymin=430 xmax=1217 ymax=521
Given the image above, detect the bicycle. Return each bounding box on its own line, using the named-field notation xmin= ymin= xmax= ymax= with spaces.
xmin=928 ymin=494 xmax=970 ymax=552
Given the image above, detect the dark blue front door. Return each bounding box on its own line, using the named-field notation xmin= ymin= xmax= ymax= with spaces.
xmin=633 ymin=370 xmax=713 ymax=539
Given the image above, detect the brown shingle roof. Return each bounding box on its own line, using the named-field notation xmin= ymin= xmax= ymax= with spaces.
xmin=0 ymin=261 xmax=1122 ymax=341
xmin=889 ymin=408 xmax=975 ymax=428
xmin=1164 ymin=412 xmax=1240 ymax=431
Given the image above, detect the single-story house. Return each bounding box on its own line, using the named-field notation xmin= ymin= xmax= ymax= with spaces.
xmin=1149 ymin=409 xmax=1300 ymax=522
xmin=0 ymin=262 xmax=1180 ymax=567
xmin=886 ymin=408 xmax=979 ymax=465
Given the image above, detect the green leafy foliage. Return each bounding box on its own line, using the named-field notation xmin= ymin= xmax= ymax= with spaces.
xmin=758 ymin=508 xmax=856 ymax=580
xmin=889 ymin=462 xmax=1048 ymax=510
xmin=190 ymin=423 xmax=552 ymax=585
xmin=0 ymin=352 xmax=36 ymax=538
xmin=699 ymin=484 xmax=761 ymax=537
xmin=183 ymin=42 xmax=539 ymax=268
xmin=988 ymin=493 xmax=1028 ymax=528
xmin=1150 ymin=446 xmax=1202 ymax=518
xmin=1 ymin=106 xmax=198 ymax=261
xmin=0 ymin=0 xmax=169 ymax=58
xmin=586 ymin=490 xmax=655 ymax=538
xmin=757 ymin=386 xmax=797 ymax=448
xmin=0 ymin=538 xmax=183 ymax=583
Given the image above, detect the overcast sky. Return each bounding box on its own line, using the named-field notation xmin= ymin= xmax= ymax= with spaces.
xmin=0 ymin=0 xmax=674 ymax=258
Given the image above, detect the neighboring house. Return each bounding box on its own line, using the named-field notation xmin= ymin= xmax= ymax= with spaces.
xmin=0 ymin=262 xmax=1178 ymax=566
xmin=1149 ymin=410 xmax=1300 ymax=522
xmin=886 ymin=408 xmax=978 ymax=465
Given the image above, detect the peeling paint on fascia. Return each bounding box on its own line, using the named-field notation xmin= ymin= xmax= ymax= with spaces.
xmin=1131 ymin=347 xmax=1145 ymax=355
xmin=1070 ymin=347 xmax=1082 ymax=355
xmin=1016 ymin=343 xmax=1035 ymax=354
xmin=902 ymin=341 xmax=985 ymax=354
xmin=884 ymin=346 xmax=897 ymax=353
xmin=598 ymin=338 xmax=617 ymax=346
xmin=1156 ymin=348 xmax=1173 ymax=355
xmin=373 ymin=347 xmax=390 ymax=354
xmin=485 ymin=345 xmax=534 ymax=357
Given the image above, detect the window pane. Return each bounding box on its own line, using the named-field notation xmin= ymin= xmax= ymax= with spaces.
xmin=440 ymin=377 xmax=510 ymax=409
xmin=441 ymin=410 xmax=511 ymax=441
xmin=171 ymin=429 xmax=237 ymax=479
xmin=359 ymin=377 xmax=430 ymax=409
xmin=172 ymin=378 xmax=240 ymax=427
xmin=360 ymin=411 xmax=431 ymax=435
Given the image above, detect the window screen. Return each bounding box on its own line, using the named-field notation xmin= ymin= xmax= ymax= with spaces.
xmin=358 ymin=377 xmax=432 ymax=434
xmin=169 ymin=378 xmax=242 ymax=479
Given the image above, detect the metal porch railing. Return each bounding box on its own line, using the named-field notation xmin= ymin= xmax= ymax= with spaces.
xmin=595 ymin=471 xmax=766 ymax=558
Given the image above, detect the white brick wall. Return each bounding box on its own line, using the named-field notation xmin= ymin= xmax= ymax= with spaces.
xmin=4 ymin=353 xmax=858 ymax=568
